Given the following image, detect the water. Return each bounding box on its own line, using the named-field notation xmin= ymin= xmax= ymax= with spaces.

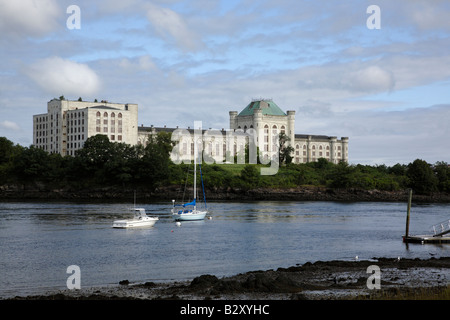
xmin=0 ymin=200 xmax=449 ymax=298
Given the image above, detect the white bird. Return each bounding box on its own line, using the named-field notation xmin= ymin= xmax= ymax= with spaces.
xmin=176 ymin=221 xmax=181 ymax=227
xmin=355 ymin=256 xmax=359 ymax=261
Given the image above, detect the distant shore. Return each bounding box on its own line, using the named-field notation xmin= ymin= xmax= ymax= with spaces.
xmin=6 ymin=257 xmax=449 ymax=300
xmin=1 ymin=185 xmax=450 ymax=203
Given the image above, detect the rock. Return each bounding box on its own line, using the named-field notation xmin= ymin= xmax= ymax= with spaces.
xmin=189 ymin=274 xmax=219 ymax=289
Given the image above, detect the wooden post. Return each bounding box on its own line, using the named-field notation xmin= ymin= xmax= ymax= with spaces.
xmin=405 ymin=189 xmax=412 ymax=242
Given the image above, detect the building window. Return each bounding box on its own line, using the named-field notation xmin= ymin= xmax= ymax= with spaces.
xmin=264 ymin=124 xmax=269 ymax=152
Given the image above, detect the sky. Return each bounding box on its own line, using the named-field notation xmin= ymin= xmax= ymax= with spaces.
xmin=0 ymin=0 xmax=449 ymax=166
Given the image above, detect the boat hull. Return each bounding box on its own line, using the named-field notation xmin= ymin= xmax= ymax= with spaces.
xmin=113 ymin=217 xmax=158 ymax=228
xmin=173 ymin=210 xmax=207 ymax=221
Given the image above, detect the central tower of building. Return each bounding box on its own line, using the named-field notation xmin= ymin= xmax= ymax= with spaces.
xmin=229 ymin=99 xmax=295 ymax=161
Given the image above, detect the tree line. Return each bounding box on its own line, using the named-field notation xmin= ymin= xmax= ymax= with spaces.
xmin=1 ymin=135 xmax=449 ymax=195
xmin=0 ymin=134 xmax=174 ymax=191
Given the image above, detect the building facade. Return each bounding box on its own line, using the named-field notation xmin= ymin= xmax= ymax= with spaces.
xmin=33 ymin=99 xmax=138 ymax=156
xmin=138 ymin=99 xmax=348 ymax=164
xmin=230 ymin=99 xmax=348 ymax=164
xmin=33 ymin=98 xmax=347 ymax=163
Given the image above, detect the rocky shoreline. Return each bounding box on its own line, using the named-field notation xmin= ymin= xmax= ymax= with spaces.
xmin=7 ymin=257 xmax=449 ymax=300
xmin=1 ymin=185 xmax=450 ymax=203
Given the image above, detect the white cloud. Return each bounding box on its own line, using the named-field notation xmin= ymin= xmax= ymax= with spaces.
xmin=0 ymin=0 xmax=60 ymax=37
xmin=0 ymin=120 xmax=20 ymax=131
xmin=24 ymin=57 xmax=101 ymax=97
xmin=145 ymin=3 xmax=203 ymax=51
xmin=299 ymin=104 xmax=450 ymax=165
xmin=118 ymin=55 xmax=157 ymax=73
xmin=407 ymin=1 xmax=450 ymax=31
xmin=346 ymin=66 xmax=395 ymax=93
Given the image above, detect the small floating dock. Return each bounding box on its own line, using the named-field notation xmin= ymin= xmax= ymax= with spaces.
xmin=402 ymin=189 xmax=450 ymax=244
xmin=403 ymin=234 xmax=450 ymax=244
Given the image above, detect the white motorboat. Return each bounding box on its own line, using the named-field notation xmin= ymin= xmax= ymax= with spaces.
xmin=113 ymin=208 xmax=158 ymax=228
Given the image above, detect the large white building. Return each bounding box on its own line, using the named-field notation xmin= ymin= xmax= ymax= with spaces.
xmin=33 ymin=98 xmax=348 ymax=164
xmin=139 ymin=99 xmax=348 ymax=164
xmin=229 ymin=99 xmax=348 ymax=164
xmin=33 ymin=98 xmax=138 ymax=156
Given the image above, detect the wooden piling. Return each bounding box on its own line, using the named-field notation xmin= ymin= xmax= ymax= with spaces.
xmin=402 ymin=188 xmax=450 ymax=244
xmin=405 ymin=189 xmax=412 ymax=241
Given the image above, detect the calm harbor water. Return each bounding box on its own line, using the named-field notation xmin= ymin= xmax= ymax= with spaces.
xmin=0 ymin=200 xmax=449 ymax=298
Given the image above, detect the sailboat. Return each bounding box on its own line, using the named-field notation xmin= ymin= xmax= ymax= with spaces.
xmin=172 ymin=150 xmax=208 ymax=221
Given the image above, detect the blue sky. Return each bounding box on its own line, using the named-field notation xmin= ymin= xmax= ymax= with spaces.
xmin=0 ymin=0 xmax=449 ymax=165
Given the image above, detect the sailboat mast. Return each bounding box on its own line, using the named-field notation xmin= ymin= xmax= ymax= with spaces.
xmin=193 ymin=136 xmax=197 ymax=209
xmin=193 ymin=121 xmax=202 ymax=211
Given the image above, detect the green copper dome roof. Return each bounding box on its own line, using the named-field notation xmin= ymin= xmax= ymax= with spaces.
xmin=238 ymin=100 xmax=287 ymax=116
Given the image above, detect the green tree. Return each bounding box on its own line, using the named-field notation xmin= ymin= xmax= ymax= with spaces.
xmin=12 ymin=146 xmax=54 ymax=184
xmin=73 ymin=134 xmax=116 ymax=184
xmin=0 ymin=137 xmax=15 ymax=164
xmin=407 ymin=159 xmax=438 ymax=194
xmin=388 ymin=163 xmax=407 ymax=176
xmin=134 ymin=132 xmax=174 ymax=189
xmin=0 ymin=137 xmax=19 ymax=182
xmin=239 ymin=164 xmax=260 ymax=189
xmin=278 ymin=132 xmax=294 ymax=165
xmin=434 ymin=161 xmax=450 ymax=192
xmin=327 ymin=162 xmax=353 ymax=188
